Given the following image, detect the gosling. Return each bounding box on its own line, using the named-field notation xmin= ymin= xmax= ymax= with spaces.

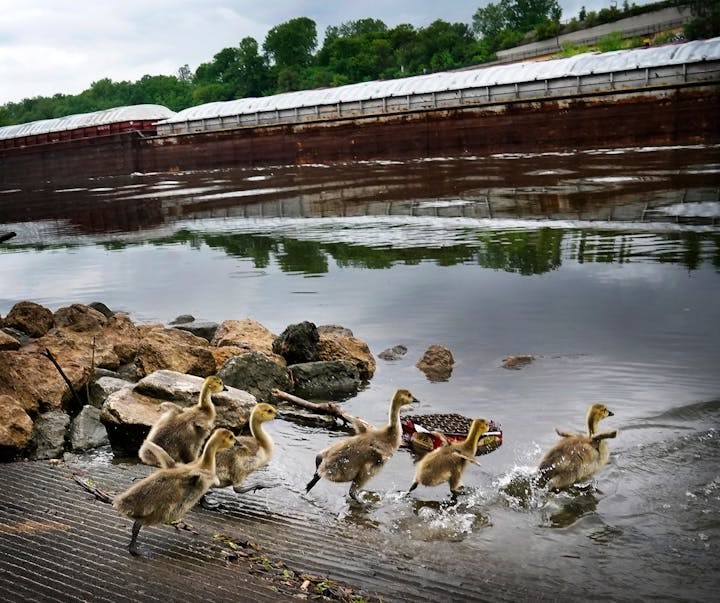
xmin=113 ymin=428 xmax=236 ymax=556
xmin=408 ymin=418 xmax=490 ymax=496
xmin=139 ymin=375 xmax=223 ymax=466
xmin=305 ymin=389 xmax=419 ymax=501
xmin=214 ymin=403 xmax=277 ymax=490
xmin=536 ymin=403 xmax=617 ymax=490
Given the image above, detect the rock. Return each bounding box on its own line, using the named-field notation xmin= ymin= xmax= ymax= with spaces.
xmin=416 ymin=345 xmax=454 ymax=382
xmin=4 ymin=301 xmax=54 ymax=337
xmin=0 ymin=329 xmax=21 ymax=351
xmin=30 ymin=410 xmax=70 ymax=459
xmin=88 ymin=375 xmax=132 ymax=408
xmin=69 ymin=406 xmax=109 ymax=450
xmin=100 ymin=370 xmax=256 ymax=456
xmin=212 ymin=319 xmax=279 ymax=358
xmin=0 ymin=395 xmax=34 ymax=459
xmin=173 ymin=320 xmax=220 ymax=343
xmin=0 ymin=350 xmax=72 ymax=413
xmin=272 ymin=321 xmax=320 ymax=365
xmin=289 ymin=360 xmax=361 ymax=400
xmin=88 ymin=301 xmax=114 ymax=318
xmin=378 ymin=344 xmax=408 ymax=361
xmin=501 ymin=355 xmax=535 ymax=370
xmin=218 ymin=352 xmax=292 ymax=403
xmin=1 ymin=326 xmax=31 ymax=347
xmin=317 ymin=326 xmax=376 ymax=380
xmin=134 ymin=326 xmax=216 ymax=378
xmin=53 ymin=303 xmax=107 ymax=332
xmin=169 ymin=314 xmax=195 ymax=325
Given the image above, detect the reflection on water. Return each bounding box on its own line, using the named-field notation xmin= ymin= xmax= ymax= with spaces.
xmin=1 ymin=147 xmax=719 ymax=601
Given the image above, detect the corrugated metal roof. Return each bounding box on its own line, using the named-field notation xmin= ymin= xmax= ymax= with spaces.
xmin=159 ymin=37 xmax=720 ymax=124
xmin=0 ymin=104 xmax=176 ymax=140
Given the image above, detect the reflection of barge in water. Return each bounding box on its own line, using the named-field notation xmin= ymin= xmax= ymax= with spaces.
xmin=1 ymin=39 xmax=719 ymax=187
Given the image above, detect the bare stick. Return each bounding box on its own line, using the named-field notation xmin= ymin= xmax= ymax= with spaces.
xmin=44 ymin=348 xmax=84 ymax=408
xmin=271 ymin=389 xmax=372 ymax=432
xmin=72 ymin=474 xmax=114 ymax=504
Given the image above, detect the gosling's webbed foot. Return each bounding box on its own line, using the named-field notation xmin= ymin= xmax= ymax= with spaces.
xmin=200 ymin=494 xmax=221 ymax=510
xmin=233 ymin=481 xmax=274 ymax=494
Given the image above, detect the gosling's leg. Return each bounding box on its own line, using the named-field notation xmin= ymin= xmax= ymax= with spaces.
xmin=128 ymin=520 xmax=142 ymax=556
xmin=408 ymin=481 xmax=418 ymax=493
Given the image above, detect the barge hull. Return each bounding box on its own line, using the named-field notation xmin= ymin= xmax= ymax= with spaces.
xmin=2 ymin=85 xmax=718 ymax=187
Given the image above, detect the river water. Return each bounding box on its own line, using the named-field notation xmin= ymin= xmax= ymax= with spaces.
xmin=1 ymin=146 xmax=719 ymax=601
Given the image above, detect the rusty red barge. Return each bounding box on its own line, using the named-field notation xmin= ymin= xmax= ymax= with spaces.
xmin=1 ymin=39 xmax=719 ymax=188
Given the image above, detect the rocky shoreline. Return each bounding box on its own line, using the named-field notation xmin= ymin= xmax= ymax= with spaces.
xmin=0 ymin=300 xmax=455 ymax=462
xmin=0 ymin=301 xmax=382 ymax=461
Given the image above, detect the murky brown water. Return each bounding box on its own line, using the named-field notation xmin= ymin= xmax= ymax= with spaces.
xmin=1 ymin=146 xmax=719 ymax=601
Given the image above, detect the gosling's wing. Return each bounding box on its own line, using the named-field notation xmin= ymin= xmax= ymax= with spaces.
xmin=555 ymin=427 xmax=579 ymax=438
xmin=591 ymin=429 xmax=618 ymax=442
xmin=141 ymin=441 xmax=177 ymax=469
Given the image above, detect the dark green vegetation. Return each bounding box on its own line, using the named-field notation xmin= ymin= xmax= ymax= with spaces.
xmin=1 ymin=1 xmax=714 ymax=127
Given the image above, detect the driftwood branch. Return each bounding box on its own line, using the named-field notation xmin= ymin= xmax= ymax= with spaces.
xmin=271 ymin=389 xmax=372 ymax=432
xmin=44 ymin=348 xmax=84 ymax=408
xmin=0 ymin=231 xmax=16 ymax=243
xmin=72 ymin=474 xmax=114 ymax=504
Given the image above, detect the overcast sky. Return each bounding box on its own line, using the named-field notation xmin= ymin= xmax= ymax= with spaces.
xmin=1 ymin=0 xmax=656 ymax=106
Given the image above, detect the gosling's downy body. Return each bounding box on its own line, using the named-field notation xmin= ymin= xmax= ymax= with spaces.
xmin=139 ymin=375 xmax=223 ymax=466
xmin=114 ymin=428 xmax=236 ymax=556
xmin=537 ymin=403 xmax=617 ymax=490
xmin=214 ymin=403 xmax=277 ymax=489
xmin=306 ymin=389 xmax=419 ymax=501
xmin=409 ymin=418 xmax=490 ymax=495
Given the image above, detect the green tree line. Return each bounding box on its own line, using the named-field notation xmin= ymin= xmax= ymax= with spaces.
xmin=1 ymin=1 xmax=715 ymax=127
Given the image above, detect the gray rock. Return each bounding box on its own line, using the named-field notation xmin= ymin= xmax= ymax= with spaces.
xmin=169 ymin=314 xmax=195 ymax=325
xmin=100 ymin=370 xmax=256 ymax=456
xmin=218 ymin=352 xmax=292 ymax=403
xmin=272 ymin=321 xmax=320 ymax=364
xmin=289 ymin=360 xmax=361 ymax=400
xmin=70 ymin=406 xmax=109 ymax=450
xmin=378 ymin=344 xmax=408 ymax=361
xmin=173 ymin=320 xmax=220 ymax=343
xmin=30 ymin=410 xmax=70 ymax=459
xmin=89 ymin=376 xmax=133 ymax=408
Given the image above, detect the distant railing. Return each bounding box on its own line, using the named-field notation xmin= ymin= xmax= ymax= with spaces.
xmin=156 ymin=58 xmax=720 ymax=137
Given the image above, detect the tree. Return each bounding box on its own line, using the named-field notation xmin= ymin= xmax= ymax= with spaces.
xmin=472 ymin=0 xmax=562 ymax=52
xmin=263 ymin=17 xmax=318 ymax=69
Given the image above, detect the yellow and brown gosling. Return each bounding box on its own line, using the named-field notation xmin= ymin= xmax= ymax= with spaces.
xmin=113 ymin=428 xmax=236 ymax=556
xmin=536 ymin=403 xmax=617 ymax=490
xmin=409 ymin=418 xmax=490 ymax=496
xmin=306 ymin=389 xmax=419 ymax=501
xmin=139 ymin=375 xmax=224 ymax=466
xmin=214 ymin=403 xmax=277 ymax=490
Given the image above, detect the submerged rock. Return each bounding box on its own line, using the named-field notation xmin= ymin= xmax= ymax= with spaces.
xmin=378 ymin=344 xmax=408 ymax=361
xmin=416 ymin=344 xmax=454 ymax=382
xmin=317 ymin=325 xmax=376 ymax=381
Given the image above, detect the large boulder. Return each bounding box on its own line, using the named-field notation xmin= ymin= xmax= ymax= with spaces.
xmin=211 ymin=319 xmax=281 ymax=361
xmin=289 ymin=360 xmax=361 ymax=400
xmin=218 ymin=352 xmax=292 ymax=403
xmin=272 ymin=321 xmax=320 ymax=365
xmin=100 ymin=370 xmax=256 ymax=456
xmin=30 ymin=410 xmax=70 ymax=460
xmin=0 ymin=349 xmax=75 ymax=413
xmin=317 ymin=325 xmax=376 ymax=381
xmin=4 ymin=301 xmax=54 ymax=337
xmin=134 ymin=326 xmax=216 ymax=378
xmin=69 ymin=406 xmax=109 ymax=451
xmin=0 ymin=395 xmax=34 ymax=460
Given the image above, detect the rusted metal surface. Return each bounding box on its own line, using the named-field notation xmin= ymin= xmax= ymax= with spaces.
xmin=1 ymin=85 xmax=718 ymax=188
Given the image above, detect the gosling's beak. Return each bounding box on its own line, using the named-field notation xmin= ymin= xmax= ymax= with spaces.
xmin=411 ymin=396 xmax=420 ymax=405
xmin=222 ymin=384 xmax=228 ymax=391
xmin=607 ymin=410 xmax=614 ymax=417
